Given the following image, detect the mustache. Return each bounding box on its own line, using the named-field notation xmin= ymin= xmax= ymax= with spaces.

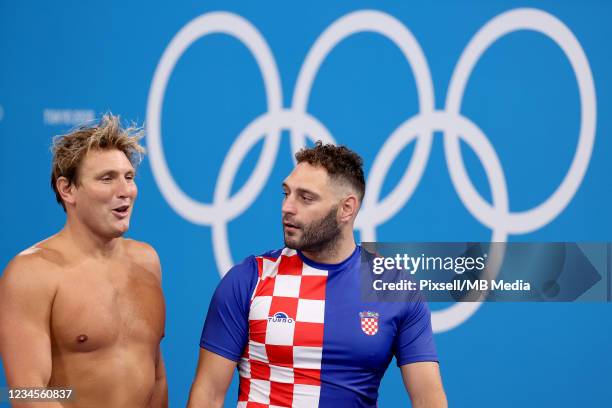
xmin=282 ymin=217 xmax=302 ymax=228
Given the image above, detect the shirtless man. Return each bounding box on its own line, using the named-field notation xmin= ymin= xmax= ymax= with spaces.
xmin=0 ymin=115 xmax=167 ymax=407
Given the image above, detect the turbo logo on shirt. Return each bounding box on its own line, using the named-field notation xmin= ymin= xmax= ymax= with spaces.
xmin=268 ymin=312 xmax=295 ymax=324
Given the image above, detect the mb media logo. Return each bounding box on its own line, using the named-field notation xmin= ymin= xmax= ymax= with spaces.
xmin=268 ymin=312 xmax=294 ymax=323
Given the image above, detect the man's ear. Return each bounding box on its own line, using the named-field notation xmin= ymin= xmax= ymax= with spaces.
xmin=57 ymin=177 xmax=76 ymax=207
xmin=339 ymin=194 xmax=359 ymax=223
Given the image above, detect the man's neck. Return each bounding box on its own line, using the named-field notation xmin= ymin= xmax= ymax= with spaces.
xmin=300 ymin=230 xmax=356 ymax=265
xmin=60 ymin=217 xmax=123 ymax=259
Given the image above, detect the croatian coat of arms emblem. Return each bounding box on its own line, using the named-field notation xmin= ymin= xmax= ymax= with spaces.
xmin=359 ymin=311 xmax=379 ymax=335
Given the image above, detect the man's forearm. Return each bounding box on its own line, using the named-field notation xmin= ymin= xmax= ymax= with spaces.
xmin=411 ymin=391 xmax=448 ymax=408
xmin=186 ymin=384 xmax=225 ymax=408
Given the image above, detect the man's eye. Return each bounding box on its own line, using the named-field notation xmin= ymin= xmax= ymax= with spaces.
xmin=101 ymin=177 xmax=112 ymax=182
xmin=126 ymin=175 xmax=135 ymax=181
xmin=301 ymin=195 xmax=312 ymax=202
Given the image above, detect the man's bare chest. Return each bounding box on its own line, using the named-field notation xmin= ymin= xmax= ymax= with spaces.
xmin=50 ymin=262 xmax=165 ymax=352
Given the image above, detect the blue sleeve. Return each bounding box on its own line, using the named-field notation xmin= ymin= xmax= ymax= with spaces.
xmin=394 ymin=296 xmax=439 ymax=366
xmin=199 ymin=256 xmax=258 ymax=362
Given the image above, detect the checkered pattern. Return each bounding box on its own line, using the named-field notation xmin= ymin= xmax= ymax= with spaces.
xmin=238 ymin=248 xmax=328 ymax=408
xmin=360 ymin=317 xmax=379 ymax=336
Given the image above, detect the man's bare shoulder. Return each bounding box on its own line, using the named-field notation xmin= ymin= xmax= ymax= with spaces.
xmin=0 ymin=238 xmax=64 ymax=300
xmin=123 ymin=239 xmax=162 ymax=281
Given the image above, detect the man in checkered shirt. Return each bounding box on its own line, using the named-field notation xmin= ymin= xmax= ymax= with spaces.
xmin=188 ymin=142 xmax=447 ymax=408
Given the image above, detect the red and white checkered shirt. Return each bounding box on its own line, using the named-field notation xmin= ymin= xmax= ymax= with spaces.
xmin=238 ymin=248 xmax=327 ymax=407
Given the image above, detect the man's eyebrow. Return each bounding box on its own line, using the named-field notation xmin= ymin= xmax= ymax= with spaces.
xmin=95 ymin=169 xmax=118 ymax=176
xmin=281 ymin=183 xmax=320 ymax=198
xmin=95 ymin=168 xmax=135 ymax=176
xmin=295 ymin=187 xmax=320 ymax=198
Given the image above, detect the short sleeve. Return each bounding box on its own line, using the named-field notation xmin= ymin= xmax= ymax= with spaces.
xmin=200 ymin=256 xmax=258 ymax=362
xmin=394 ymin=296 xmax=439 ymax=366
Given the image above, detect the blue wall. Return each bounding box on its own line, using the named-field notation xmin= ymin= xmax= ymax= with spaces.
xmin=1 ymin=1 xmax=610 ymax=406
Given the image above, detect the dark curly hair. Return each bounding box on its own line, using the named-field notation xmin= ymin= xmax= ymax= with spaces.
xmin=295 ymin=141 xmax=365 ymax=201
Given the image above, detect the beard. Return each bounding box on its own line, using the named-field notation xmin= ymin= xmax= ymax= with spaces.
xmin=283 ymin=205 xmax=341 ymax=253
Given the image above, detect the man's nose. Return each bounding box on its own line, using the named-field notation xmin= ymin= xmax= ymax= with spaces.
xmin=117 ymin=178 xmax=136 ymax=198
xmin=282 ymin=194 xmax=296 ymax=216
